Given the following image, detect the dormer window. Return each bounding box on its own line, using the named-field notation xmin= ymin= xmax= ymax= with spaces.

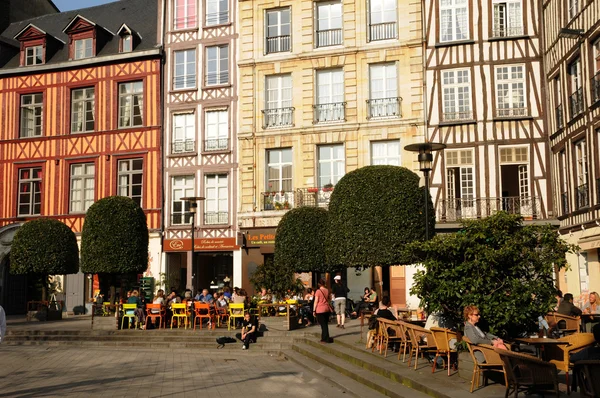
xmin=25 ymin=45 xmax=43 ymax=65
xmin=122 ymin=34 xmax=132 ymax=52
xmin=74 ymin=38 xmax=93 ymax=59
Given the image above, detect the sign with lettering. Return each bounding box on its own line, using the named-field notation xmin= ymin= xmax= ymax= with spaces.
xmin=163 ymin=238 xmax=238 ymax=252
xmin=246 ymin=229 xmax=276 ymax=246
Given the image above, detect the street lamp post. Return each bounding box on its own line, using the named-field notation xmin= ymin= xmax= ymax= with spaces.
xmin=404 ymin=142 xmax=446 ymax=240
xmin=181 ymin=196 xmax=204 ymax=291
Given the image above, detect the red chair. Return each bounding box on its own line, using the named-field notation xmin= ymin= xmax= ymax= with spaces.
xmin=213 ymin=302 xmax=229 ymax=327
xmin=145 ymin=303 xmax=165 ymax=329
xmin=193 ymin=302 xmax=214 ymax=330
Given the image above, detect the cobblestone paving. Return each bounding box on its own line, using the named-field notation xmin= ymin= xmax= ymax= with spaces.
xmin=0 ymin=345 xmax=352 ymax=397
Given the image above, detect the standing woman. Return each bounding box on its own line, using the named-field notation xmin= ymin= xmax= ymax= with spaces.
xmin=314 ymin=279 xmax=332 ymax=344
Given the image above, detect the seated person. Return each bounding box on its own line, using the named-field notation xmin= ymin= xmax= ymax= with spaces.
xmin=166 ymin=288 xmax=180 ymax=307
xmin=259 ymin=287 xmax=272 ymax=303
xmin=582 ymin=292 xmax=600 ymax=315
xmin=352 ymin=287 xmax=377 ymax=317
xmin=463 ymin=305 xmax=507 ymax=362
xmin=223 ymin=287 xmax=232 ymax=301
xmin=215 ymin=292 xmax=228 ymax=308
xmin=375 ymin=296 xmax=396 ymax=321
xmin=127 ymin=289 xmax=145 ymax=326
xmin=570 ymin=323 xmax=600 ymax=362
xmin=557 ymin=293 xmax=583 ymax=317
xmin=197 ymin=289 xmax=214 ymax=304
xmin=240 ymin=312 xmax=257 ymax=350
xmin=183 ymin=289 xmax=193 ymax=301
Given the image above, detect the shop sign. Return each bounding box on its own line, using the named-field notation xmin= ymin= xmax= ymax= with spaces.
xmin=163 ymin=238 xmax=238 ymax=252
xmin=246 ymin=230 xmax=275 ymax=246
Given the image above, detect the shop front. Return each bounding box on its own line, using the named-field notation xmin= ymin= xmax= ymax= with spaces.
xmin=241 ymin=228 xmax=276 ymax=293
xmin=163 ymin=237 xmax=241 ymax=294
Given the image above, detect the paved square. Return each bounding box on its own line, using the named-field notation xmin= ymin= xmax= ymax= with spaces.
xmin=0 ymin=346 xmax=351 ymax=397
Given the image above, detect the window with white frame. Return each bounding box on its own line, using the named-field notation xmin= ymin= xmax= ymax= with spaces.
xmin=499 ymin=147 xmax=530 ymax=214
xmin=173 ymin=49 xmax=196 ymax=89
xmin=172 ymin=113 xmax=195 ymax=153
xmin=558 ymin=150 xmax=569 ymax=215
xmin=74 ymin=38 xmax=93 ymax=59
xmin=20 ymin=93 xmax=43 ymax=138
xmin=266 ymin=8 xmax=291 ymax=54
xmin=368 ymin=63 xmax=399 ymax=118
xmin=446 ymin=150 xmax=474 ymax=219
xmin=171 ymin=175 xmax=194 ymax=225
xmin=205 ymin=109 xmax=228 ymax=151
xmin=264 ymin=74 xmax=293 ymax=127
xmin=266 ymin=148 xmax=292 ymax=192
xmin=569 ymin=57 xmax=583 ymax=118
xmin=117 ymin=158 xmax=143 ymax=207
xmin=575 ymin=139 xmax=589 ymax=208
xmin=440 ymin=0 xmax=468 ymax=42
xmin=206 ymin=0 xmax=229 ymax=26
xmin=118 ymin=81 xmax=143 ymax=128
xmin=316 ymin=1 xmax=343 ymax=47
xmin=442 ymin=69 xmax=472 ymax=122
xmin=71 ymin=87 xmax=95 ymax=133
xmin=569 ymin=0 xmax=580 ymax=19
xmin=206 ymin=45 xmax=229 ymax=86
xmin=492 ymin=0 xmax=523 ymax=37
xmin=318 ymin=144 xmax=344 ymax=187
xmin=554 ymin=76 xmax=563 ymax=130
xmin=315 ymin=69 xmax=344 ymax=122
xmin=17 ymin=167 xmax=42 ymax=216
xmin=69 ymin=163 xmax=95 ymax=213
xmin=496 ymin=65 xmax=526 ymax=117
xmin=25 ymin=45 xmax=43 ymax=66
xmin=174 ymin=0 xmax=197 ymax=29
xmin=121 ymin=34 xmax=133 ymax=53
xmin=371 ymin=140 xmax=400 ymax=166
xmin=205 ymin=174 xmax=228 ymax=225
xmin=368 ymin=0 xmax=397 ymax=41
xmin=593 ymin=39 xmax=600 ymax=103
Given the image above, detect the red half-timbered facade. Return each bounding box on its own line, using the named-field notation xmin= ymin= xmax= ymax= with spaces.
xmin=0 ymin=0 xmax=162 ymax=313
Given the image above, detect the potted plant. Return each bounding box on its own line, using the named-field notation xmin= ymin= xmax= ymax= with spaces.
xmin=322 ymin=183 xmax=334 ymax=192
xmin=307 ymin=187 xmax=318 ymax=193
xmin=275 ymin=201 xmax=283 ymax=210
xmin=283 ymin=200 xmax=290 ymax=209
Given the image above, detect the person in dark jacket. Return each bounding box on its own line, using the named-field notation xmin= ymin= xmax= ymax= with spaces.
xmin=557 ymin=293 xmax=583 ymax=317
xmin=332 ymin=275 xmax=349 ymax=329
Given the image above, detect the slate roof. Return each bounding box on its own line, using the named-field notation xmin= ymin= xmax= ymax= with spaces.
xmin=0 ymin=0 xmax=158 ymax=69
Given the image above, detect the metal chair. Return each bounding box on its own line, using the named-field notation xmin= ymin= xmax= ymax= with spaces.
xmin=145 ymin=303 xmax=164 ymax=329
xmin=121 ymin=303 xmax=138 ymax=330
xmin=228 ymin=303 xmax=245 ymax=330
xmin=170 ymin=303 xmax=188 ymax=329
xmin=193 ymin=302 xmax=213 ymax=330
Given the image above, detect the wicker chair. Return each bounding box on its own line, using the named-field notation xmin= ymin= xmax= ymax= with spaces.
xmin=405 ymin=323 xmax=436 ymax=370
xmin=543 ymin=332 xmax=596 ymax=393
xmin=548 ymin=312 xmax=581 ymax=336
xmin=430 ymin=327 xmax=458 ymax=375
xmin=377 ymin=318 xmax=404 ymax=357
xmin=395 ymin=321 xmax=410 ymax=362
xmin=495 ymin=348 xmax=560 ymax=397
xmin=463 ymin=337 xmax=507 ymax=393
xmin=573 ymin=360 xmax=600 ymax=398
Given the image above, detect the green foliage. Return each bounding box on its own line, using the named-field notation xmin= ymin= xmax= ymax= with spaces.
xmin=80 ymin=196 xmax=149 ymax=274
xmin=10 ymin=218 xmax=79 ymax=275
xmin=275 ymin=206 xmax=336 ymax=273
xmin=250 ymin=257 xmax=304 ymax=300
xmin=326 ymin=165 xmax=433 ymax=269
xmin=409 ymin=212 xmax=577 ymax=338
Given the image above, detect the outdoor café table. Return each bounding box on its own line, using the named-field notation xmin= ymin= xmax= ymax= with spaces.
xmin=581 ymin=314 xmax=600 ymax=332
xmin=404 ymin=318 xmax=427 ymax=326
xmin=513 ymin=337 xmax=569 ymax=359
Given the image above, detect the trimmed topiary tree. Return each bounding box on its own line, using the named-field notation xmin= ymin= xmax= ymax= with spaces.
xmin=250 ymin=257 xmax=304 ymax=301
xmin=409 ymin=212 xmax=577 ymax=338
xmin=10 ymin=218 xmax=79 ymax=301
xmin=81 ymin=196 xmax=148 ymax=302
xmin=326 ymin=165 xmax=433 ymax=269
xmin=275 ymin=206 xmax=335 ymax=273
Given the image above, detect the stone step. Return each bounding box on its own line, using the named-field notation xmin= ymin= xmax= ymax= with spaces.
xmin=291 ymin=341 xmax=430 ymax=398
xmin=302 ymin=338 xmax=472 ymax=398
xmin=3 ymin=334 xmax=296 ymax=343
xmin=3 ymin=339 xmax=292 ymax=350
xmin=6 ymin=328 xmax=318 ymax=338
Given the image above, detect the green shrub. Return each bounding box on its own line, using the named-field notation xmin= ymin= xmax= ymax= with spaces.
xmin=80 ymin=196 xmax=148 ymax=274
xmin=326 ymin=165 xmax=432 ymax=269
xmin=275 ymin=206 xmax=335 ymax=273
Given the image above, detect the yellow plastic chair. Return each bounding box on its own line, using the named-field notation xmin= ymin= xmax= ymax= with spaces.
xmin=171 ymin=303 xmax=189 ymax=329
xmin=121 ymin=304 xmax=138 ymax=329
xmin=102 ymin=302 xmax=111 ymax=316
xmin=228 ymin=303 xmax=245 ymax=330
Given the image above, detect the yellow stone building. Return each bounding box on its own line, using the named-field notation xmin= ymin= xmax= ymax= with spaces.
xmin=237 ymin=0 xmax=426 ymax=303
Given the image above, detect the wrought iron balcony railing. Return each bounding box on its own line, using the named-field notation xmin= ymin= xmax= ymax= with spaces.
xmin=294 ymin=187 xmax=334 ymax=208
xmin=592 ymin=71 xmax=600 ymax=104
xmin=492 ymin=26 xmax=524 ymax=38
xmin=437 ymin=196 xmax=541 ymax=222
xmin=366 ymin=97 xmax=402 ymax=119
xmin=569 ymin=87 xmax=584 ymax=119
xmin=577 ymin=183 xmax=589 ymax=209
xmin=496 ymin=107 xmax=528 ymax=118
xmin=173 ymin=75 xmax=196 ymax=89
xmin=204 ymin=211 xmax=229 ymax=225
xmin=555 ymin=104 xmax=564 ymax=130
xmin=204 ymin=138 xmax=228 ymax=152
xmin=261 ymin=191 xmax=295 ymax=211
xmin=206 ymin=11 xmax=229 ymax=26
xmin=442 ymin=110 xmax=473 ymax=122
xmin=171 ymin=139 xmax=196 ymax=154
xmin=313 ymin=102 xmax=346 ymax=123
xmin=561 ymin=192 xmax=569 ymax=215
xmin=205 ymin=71 xmax=229 ymax=86
xmin=262 ymin=107 xmax=294 ymax=128
xmin=316 ymin=28 xmax=342 ymax=47
xmin=369 ymin=21 xmax=397 ymax=41
xmin=266 ymin=35 xmax=291 ymax=54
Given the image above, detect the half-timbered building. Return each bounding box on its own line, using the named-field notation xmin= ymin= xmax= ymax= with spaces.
xmin=544 ymin=0 xmax=600 ymax=302
xmin=0 ymin=0 xmax=162 ymax=313
xmin=237 ymin=0 xmax=426 ymax=302
xmin=423 ymin=0 xmax=553 ymax=231
xmin=161 ymin=0 xmax=240 ymax=292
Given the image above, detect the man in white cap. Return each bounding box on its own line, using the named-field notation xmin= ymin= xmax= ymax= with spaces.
xmin=331 ymin=275 xmax=349 ymax=329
